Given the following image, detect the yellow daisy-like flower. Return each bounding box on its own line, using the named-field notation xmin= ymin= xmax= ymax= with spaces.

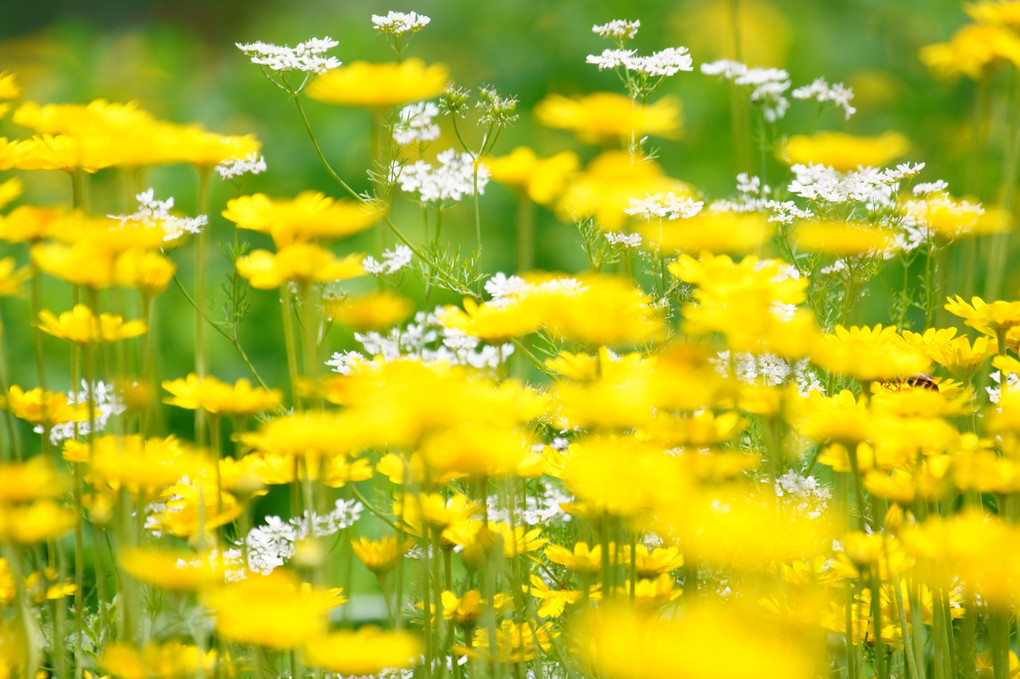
xmin=86 ymin=434 xmax=201 ymax=495
xmin=437 ymin=297 xmax=542 ymax=342
xmin=235 ymin=243 xmax=365 ymax=289
xmin=813 ymin=324 xmax=931 ymax=382
xmin=307 ymin=59 xmax=449 ymax=108
xmin=37 ymin=305 xmax=147 ymax=344
xmin=2 ymin=134 xmax=124 ymax=173
xmin=205 ymin=570 xmax=341 ymax=650
xmin=0 ymin=73 xmax=19 ymax=101
xmin=535 ymin=92 xmax=682 ymax=143
xmin=222 ymin=192 xmax=383 ymax=247
xmin=326 ymin=290 xmax=414 ymax=332
xmin=544 ymin=541 xmax=608 ymax=575
xmin=162 ymin=374 xmax=282 ymax=417
xmin=789 ymin=219 xmax=897 ymax=257
xmin=920 ymin=22 xmax=1020 ymax=80
xmin=483 ymin=147 xmax=580 ymax=206
xmin=305 ymin=628 xmax=422 ymax=675
xmin=967 ymin=0 xmax=1020 ymax=28
xmin=0 ymin=178 xmax=21 ymax=210
xmin=2 ymin=385 xmax=90 ymax=428
xmin=0 ymin=500 xmax=76 ymax=543
xmin=155 ymin=479 xmax=243 ymax=539
xmin=0 ymin=205 xmax=66 ymax=243
xmin=351 ymin=536 xmax=413 ymax=575
xmin=640 ymin=211 xmax=773 ymax=254
xmin=945 ymin=295 xmax=1020 ymax=337
xmin=0 ymin=456 xmax=69 ymax=503
xmin=117 ymin=547 xmax=224 ymax=592
xmin=98 ymin=641 xmax=216 ymax=679
xmin=526 ymin=574 xmax=583 ymax=618
xmin=778 ymin=131 xmax=909 ymax=171
xmin=903 ymin=193 xmax=1010 ymax=241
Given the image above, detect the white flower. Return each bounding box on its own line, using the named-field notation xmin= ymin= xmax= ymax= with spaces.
xmin=390 ymin=149 xmax=489 ymax=203
xmin=792 ymin=77 xmax=856 ymax=120
xmin=592 ymin=19 xmax=640 ymax=40
xmin=242 ymin=499 xmax=363 ymax=575
xmin=110 ymin=189 xmax=207 ymax=242
xmin=700 ymin=59 xmax=747 ymax=79
xmin=215 ymin=153 xmax=267 ymax=180
xmin=235 ymin=37 xmax=341 ymax=74
xmin=363 ymin=245 xmax=413 ymax=276
xmin=372 ymin=11 xmax=431 ymax=35
xmin=586 ymin=48 xmax=636 ymax=70
xmin=605 ymin=232 xmax=642 ymax=249
xmin=484 ymin=272 xmax=529 ymax=303
xmin=393 ymin=102 xmax=441 ymax=146
xmin=37 ymin=380 xmax=125 ymax=445
xmin=913 ymin=180 xmax=949 ymax=196
xmin=586 ymin=47 xmax=693 ymax=77
xmin=703 ymin=61 xmax=790 ymax=121
xmin=625 ymin=192 xmax=704 ymax=220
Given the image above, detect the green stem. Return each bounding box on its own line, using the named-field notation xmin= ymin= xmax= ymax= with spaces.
xmin=281 ymin=288 xmax=302 ymax=410
xmin=194 ymin=167 xmax=212 ymax=447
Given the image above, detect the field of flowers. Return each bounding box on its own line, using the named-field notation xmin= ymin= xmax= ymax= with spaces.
xmin=4 ymin=1 xmax=1020 ymax=678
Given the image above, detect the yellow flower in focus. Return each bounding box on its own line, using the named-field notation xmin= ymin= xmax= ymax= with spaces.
xmin=789 ymin=219 xmax=896 ymax=257
xmin=535 ymin=92 xmax=682 ymax=143
xmin=920 ymin=22 xmax=1020 ymax=79
xmin=162 ymin=374 xmax=282 ymax=417
xmin=117 ymin=547 xmax=224 ymax=592
xmin=222 ymin=192 xmax=383 ymax=247
xmin=945 ymin=295 xmax=1020 ymax=338
xmin=813 ymin=324 xmax=931 ymax=382
xmin=544 ymin=541 xmax=607 ymax=575
xmin=470 ymin=620 xmax=557 ymax=663
xmin=351 ymin=536 xmax=413 ymax=575
xmin=620 ymin=544 xmax=685 ymax=578
xmin=206 ymin=570 xmax=338 ymax=650
xmin=779 ymin=131 xmax=909 ymax=171
xmin=98 ymin=641 xmax=216 ymax=679
xmin=556 ymin=151 xmax=693 ymax=230
xmin=393 ymin=493 xmax=481 ymax=537
xmin=2 ymin=385 xmax=90 ymax=428
xmin=491 ymin=523 xmax=547 ymax=558
xmin=327 ymin=290 xmax=414 ymax=332
xmin=236 ymin=243 xmax=365 ymax=289
xmin=526 ymin=574 xmax=583 ymax=618
xmin=931 ymin=334 xmax=996 ymax=381
xmin=640 ymin=211 xmax=773 ymax=254
xmin=437 ymin=296 xmax=542 ymax=342
xmin=307 ymin=59 xmax=448 ymax=108
xmin=305 ymin=628 xmax=422 ymax=675
xmin=37 ymin=305 xmax=146 ymax=344
xmin=483 ymin=147 xmax=580 ymax=206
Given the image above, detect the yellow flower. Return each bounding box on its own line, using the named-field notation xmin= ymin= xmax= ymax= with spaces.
xmin=903 ymin=193 xmax=1010 ymax=241
xmin=813 ymin=324 xmax=931 ymax=382
xmin=470 ymin=620 xmax=557 ymax=663
xmin=117 ymin=547 xmax=224 ymax=592
xmin=779 ymin=131 xmax=909 ymax=171
xmin=37 ymin=305 xmax=146 ymax=344
xmin=154 ymin=479 xmax=242 ymax=539
xmin=31 ymin=240 xmax=117 ymax=288
xmin=544 ymin=541 xmax=608 ymax=575
xmin=491 ymin=522 xmax=547 ymax=558
xmin=205 ymin=570 xmax=341 ymax=650
xmin=162 ymin=374 xmax=282 ymax=417
xmin=0 ymin=500 xmax=76 ymax=543
xmin=236 ymin=243 xmax=365 ymax=289
xmin=326 ymin=290 xmax=413 ymax=332
xmin=2 ymin=385 xmax=90 ymax=427
xmin=483 ymin=147 xmax=580 ymax=205
xmin=222 ymin=192 xmax=383 ymax=247
xmin=920 ymin=22 xmax=1020 ymax=79
xmin=0 ymin=73 xmax=19 ymax=101
xmin=351 ymin=536 xmax=413 ymax=575
xmin=945 ymin=295 xmax=1020 ymax=337
xmin=526 ymin=574 xmax=583 ymax=618
xmin=239 ymin=410 xmax=362 ymax=461
xmin=556 ymin=151 xmax=693 ymax=230
xmin=162 ymin=125 xmax=261 ymax=168
xmin=967 ymin=0 xmax=1020 ymax=28
xmin=437 ymin=297 xmax=542 ymax=342
xmin=113 ymin=249 xmax=176 ymax=295
xmin=535 ymin=92 xmax=682 ymax=143
xmin=0 ymin=178 xmax=21 ymax=210
xmin=305 ymin=628 xmax=422 ymax=675
xmin=307 ymin=59 xmax=449 ymax=108
xmin=619 ymin=544 xmax=685 ymax=578
xmin=931 ymin=334 xmax=996 ymax=381
xmin=789 ymin=219 xmax=896 ymax=257
xmin=0 ymin=456 xmax=69 ymax=503
xmin=86 ymin=435 xmax=201 ymax=495
xmin=98 ymin=641 xmax=216 ymax=679
xmin=640 ymin=211 xmax=773 ymax=254
xmin=0 ymin=205 xmax=66 ymax=243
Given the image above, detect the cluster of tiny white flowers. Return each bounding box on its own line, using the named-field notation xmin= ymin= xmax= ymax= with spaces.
xmin=389 ymin=150 xmax=490 ymax=203
xmin=328 ymin=308 xmax=514 ymax=372
xmin=243 ymin=499 xmax=363 ymax=575
xmin=592 ymin=19 xmax=641 ymax=41
xmin=604 ymin=232 xmax=642 ymax=249
xmin=235 ymin=37 xmax=341 ymax=74
xmin=625 ymin=192 xmax=704 ymax=220
xmin=711 ymin=174 xmax=815 ymax=225
xmin=987 ymin=370 xmax=1020 ymax=404
xmin=392 ymin=102 xmax=441 ymax=146
xmin=487 ymin=482 xmax=573 ymax=526
xmin=110 ymin=188 xmax=207 ymax=242
xmin=792 ymin=77 xmax=856 ymax=120
xmin=363 ymin=245 xmax=413 ymax=276
xmin=775 ymin=471 xmax=831 ymax=519
xmin=586 ymin=46 xmax=694 ymax=77
xmin=38 ymin=380 xmax=125 ymax=444
xmin=484 ymin=272 xmax=530 ymax=302
xmin=702 ymin=60 xmax=791 ymax=121
xmin=215 ymin=152 xmax=267 ymax=180
xmin=371 ymin=11 xmax=431 ymax=36
xmin=787 ymin=162 xmax=924 ymax=208
xmin=913 ymin=180 xmax=950 ymax=196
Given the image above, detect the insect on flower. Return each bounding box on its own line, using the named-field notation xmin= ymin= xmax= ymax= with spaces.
xmin=905 ymin=373 xmax=939 ymax=392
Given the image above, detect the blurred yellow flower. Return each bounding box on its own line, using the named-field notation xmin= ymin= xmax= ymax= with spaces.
xmin=966 ymin=0 xmax=1020 ymax=28
xmin=0 ymin=500 xmax=75 ymax=543
xmin=903 ymin=193 xmax=1010 ymax=240
xmin=813 ymin=324 xmax=931 ymax=382
xmin=307 ymin=59 xmax=448 ymax=108
xmin=640 ymin=211 xmax=773 ymax=254
xmin=921 ymin=22 xmax=1020 ymax=79
xmin=779 ymin=131 xmax=909 ymax=171
xmin=98 ymin=641 xmax=216 ymax=679
xmin=117 ymin=547 xmax=224 ymax=592
xmin=0 ymin=178 xmax=21 ymax=210
xmin=0 ymin=456 xmax=69 ymax=503
xmin=162 ymin=374 xmax=282 ymax=417
xmin=222 ymin=191 xmax=383 ymax=247
xmin=789 ymin=219 xmax=897 ymax=257
xmin=535 ymin=92 xmax=682 ymax=143
xmin=236 ymin=243 xmax=365 ymax=289
xmin=305 ymin=628 xmax=422 ymax=675
xmin=326 ymin=290 xmax=414 ymax=332
xmin=2 ymin=385 xmax=90 ymax=428
xmin=37 ymin=305 xmax=146 ymax=344
xmin=483 ymin=147 xmax=580 ymax=205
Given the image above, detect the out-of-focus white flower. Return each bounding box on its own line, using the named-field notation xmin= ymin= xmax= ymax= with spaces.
xmin=110 ymin=189 xmax=207 ymax=242
xmin=372 ymin=11 xmax=431 ymax=36
xmin=592 ymin=19 xmax=640 ymax=41
xmin=236 ymin=37 xmax=341 ymax=74
xmin=702 ymin=60 xmax=790 ymax=121
xmin=363 ymin=245 xmax=413 ymax=275
xmin=215 ymin=153 xmax=267 ymax=180
xmin=625 ymin=192 xmax=704 ymax=220
xmin=605 ymin=232 xmax=642 ymax=249
xmin=792 ymin=77 xmax=856 ymax=120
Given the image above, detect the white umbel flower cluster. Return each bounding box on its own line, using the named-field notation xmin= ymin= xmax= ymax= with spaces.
xmin=363 ymin=245 xmax=413 ymax=275
xmin=215 ymin=152 xmax=267 ymax=180
xmin=792 ymin=77 xmax=856 ymax=120
xmin=243 ymin=499 xmax=363 ymax=575
xmin=235 ymin=37 xmax=341 ymax=74
xmin=592 ymin=19 xmax=641 ymax=41
xmin=393 ymin=102 xmax=441 ymax=146
xmin=604 ymin=232 xmax=642 ymax=249
xmin=389 ymin=149 xmax=490 ymax=203
xmin=701 ymin=60 xmax=791 ymax=122
xmin=587 ymin=47 xmax=694 ymax=77
xmin=372 ymin=11 xmax=431 ymax=36
xmin=110 ymin=188 xmax=207 ymax=242
xmin=625 ymin=192 xmax=704 ymax=220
